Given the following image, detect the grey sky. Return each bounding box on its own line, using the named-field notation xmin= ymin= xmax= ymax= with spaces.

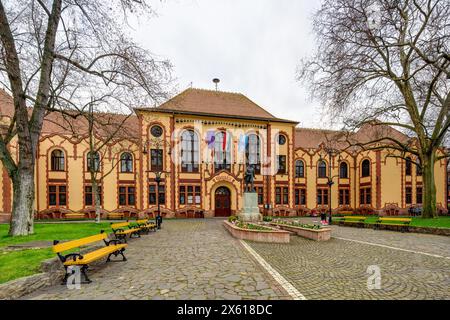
xmin=131 ymin=0 xmax=324 ymax=127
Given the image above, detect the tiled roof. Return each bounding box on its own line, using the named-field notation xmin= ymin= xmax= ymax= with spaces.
xmin=138 ymin=88 xmax=297 ymax=123
xmin=295 ymin=123 xmax=410 ymax=150
xmin=0 ymin=89 xmax=139 ymax=140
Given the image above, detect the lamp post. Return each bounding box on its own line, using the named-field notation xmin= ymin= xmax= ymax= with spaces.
xmin=318 ymin=145 xmax=341 ymax=225
xmin=143 ymin=137 xmax=171 ymax=230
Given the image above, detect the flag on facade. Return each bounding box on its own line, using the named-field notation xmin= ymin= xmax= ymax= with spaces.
xmin=206 ymin=130 xmax=215 ymax=149
xmin=238 ymin=134 xmax=248 ymax=152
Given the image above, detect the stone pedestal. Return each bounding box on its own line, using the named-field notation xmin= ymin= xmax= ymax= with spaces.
xmin=238 ymin=192 xmax=262 ymax=222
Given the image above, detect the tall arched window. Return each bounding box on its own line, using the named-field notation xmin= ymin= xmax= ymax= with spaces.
xmin=214 ymin=131 xmax=232 ymax=171
xmin=181 ymin=130 xmax=199 ymax=173
xmin=295 ymin=160 xmax=305 ymax=178
xmin=405 ymin=157 xmax=412 ymax=176
xmin=361 ymin=159 xmax=370 ymax=177
xmin=51 ymin=149 xmax=65 ymax=171
xmin=339 ymin=162 xmax=348 ymax=178
xmin=246 ymin=134 xmax=261 ymax=173
xmin=87 ymin=151 xmax=100 ymax=172
xmin=318 ymin=160 xmax=327 ymax=178
xmin=120 ymin=152 xmax=133 ymax=173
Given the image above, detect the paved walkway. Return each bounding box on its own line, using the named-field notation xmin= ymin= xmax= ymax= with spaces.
xmin=247 ymin=218 xmax=450 ymax=300
xmin=23 ymin=219 xmax=450 ymax=300
xmin=24 ymin=219 xmax=289 ymax=300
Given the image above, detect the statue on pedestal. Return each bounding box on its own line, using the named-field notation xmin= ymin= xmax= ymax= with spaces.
xmin=244 ymin=164 xmax=255 ymax=192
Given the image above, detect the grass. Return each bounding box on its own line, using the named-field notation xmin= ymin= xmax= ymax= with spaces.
xmin=0 ymin=222 xmax=112 ymax=284
xmin=334 ymin=216 xmax=450 ymax=228
xmin=0 ymin=248 xmax=54 ymax=284
xmin=0 ymin=222 xmax=112 ymax=247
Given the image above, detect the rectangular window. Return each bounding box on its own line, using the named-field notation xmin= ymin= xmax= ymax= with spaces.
xmin=405 ymin=186 xmax=412 ymax=204
xmin=151 ymin=149 xmax=164 ymax=172
xmin=295 ymin=188 xmax=306 ymax=206
xmin=317 ymin=188 xmax=328 ymax=205
xmin=275 ymin=186 xmax=289 ymax=205
xmin=149 ymin=184 xmax=165 ymax=206
xmin=359 ymin=187 xmax=371 ymax=205
xmin=339 ymin=188 xmax=350 ymax=206
xmin=179 ymin=185 xmax=201 ymax=205
xmin=85 ymin=185 xmax=102 ymax=206
xmin=416 ymin=187 xmax=423 ymax=204
xmin=277 ymin=155 xmax=287 ymax=175
xmin=119 ymin=186 xmax=136 ymax=206
xmin=48 ymin=185 xmax=67 ymax=206
xmin=257 ymin=187 xmax=264 ymax=205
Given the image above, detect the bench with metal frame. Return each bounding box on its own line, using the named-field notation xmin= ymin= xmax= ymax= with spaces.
xmin=339 ymin=216 xmax=367 ymax=227
xmin=111 ymin=222 xmax=141 ymax=242
xmin=53 ymin=231 xmax=127 ymax=284
xmin=132 ymin=219 xmax=157 ymax=234
xmin=374 ymin=217 xmax=412 ymax=233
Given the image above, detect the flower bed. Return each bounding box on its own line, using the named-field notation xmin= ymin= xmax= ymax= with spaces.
xmin=271 ymin=220 xmax=331 ymax=241
xmin=223 ymin=220 xmax=290 ymax=243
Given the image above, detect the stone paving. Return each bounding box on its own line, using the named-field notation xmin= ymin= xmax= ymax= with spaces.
xmin=247 ymin=218 xmax=450 ymax=300
xmin=22 ymin=218 xmax=450 ymax=300
xmin=23 ymin=219 xmax=290 ymax=300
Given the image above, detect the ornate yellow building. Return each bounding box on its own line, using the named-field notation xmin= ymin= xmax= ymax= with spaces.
xmin=0 ymin=88 xmax=447 ymax=222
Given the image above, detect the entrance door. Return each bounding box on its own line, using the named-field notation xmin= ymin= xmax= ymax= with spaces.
xmin=215 ymin=187 xmax=231 ymax=217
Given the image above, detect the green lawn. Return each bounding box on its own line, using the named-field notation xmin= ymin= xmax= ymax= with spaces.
xmin=334 ymin=216 xmax=450 ymax=228
xmin=0 ymin=222 xmax=112 ymax=247
xmin=0 ymin=222 xmax=112 ymax=284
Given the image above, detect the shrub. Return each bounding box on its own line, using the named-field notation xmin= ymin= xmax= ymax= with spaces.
xmin=228 ymin=215 xmax=238 ymax=223
xmin=263 ymin=216 xmax=273 ymax=222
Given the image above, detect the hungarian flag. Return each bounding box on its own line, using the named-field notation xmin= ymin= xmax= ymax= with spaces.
xmin=222 ymin=132 xmax=232 ymax=152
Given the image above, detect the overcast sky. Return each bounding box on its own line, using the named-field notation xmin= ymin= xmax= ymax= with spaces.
xmin=131 ymin=0 xmax=324 ymax=128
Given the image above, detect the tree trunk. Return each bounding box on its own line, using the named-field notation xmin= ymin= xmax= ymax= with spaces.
xmin=8 ymin=168 xmax=35 ymax=236
xmin=91 ymin=176 xmax=102 ymax=223
xmin=421 ymin=152 xmax=437 ymax=219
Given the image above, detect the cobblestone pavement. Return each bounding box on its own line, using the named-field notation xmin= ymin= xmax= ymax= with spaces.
xmin=298 ymin=217 xmax=450 ymax=257
xmin=24 ymin=219 xmax=290 ymax=300
xmin=247 ymin=218 xmax=450 ymax=300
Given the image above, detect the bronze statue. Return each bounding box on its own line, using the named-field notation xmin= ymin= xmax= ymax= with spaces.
xmin=244 ymin=164 xmax=256 ymax=192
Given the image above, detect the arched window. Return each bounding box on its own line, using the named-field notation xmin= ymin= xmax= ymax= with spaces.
xmin=120 ymin=152 xmax=133 ymax=173
xmin=405 ymin=157 xmax=412 ymax=176
xmin=181 ymin=130 xmax=199 ymax=173
xmin=87 ymin=151 xmax=100 ymax=172
xmin=339 ymin=162 xmax=348 ymax=178
xmin=295 ymin=160 xmax=305 ymax=178
xmin=361 ymin=159 xmax=370 ymax=177
xmin=246 ymin=134 xmax=261 ymax=173
xmin=51 ymin=149 xmax=65 ymax=171
xmin=214 ymin=131 xmax=232 ymax=171
xmin=318 ymin=160 xmax=327 ymax=178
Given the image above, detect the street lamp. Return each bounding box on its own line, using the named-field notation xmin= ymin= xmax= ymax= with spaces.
xmin=318 ymin=144 xmax=341 ymax=225
xmin=143 ymin=137 xmax=171 ymax=229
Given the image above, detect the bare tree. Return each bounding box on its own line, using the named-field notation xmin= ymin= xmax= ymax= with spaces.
xmin=84 ymin=99 xmax=139 ymax=223
xmin=0 ymin=0 xmax=172 ymax=236
xmin=298 ymin=0 xmax=450 ymax=218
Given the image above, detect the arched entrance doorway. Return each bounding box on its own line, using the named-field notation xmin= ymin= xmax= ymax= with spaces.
xmin=215 ymin=187 xmax=231 ymax=217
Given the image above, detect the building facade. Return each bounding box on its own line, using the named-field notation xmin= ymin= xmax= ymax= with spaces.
xmin=0 ymin=88 xmax=447 ymax=222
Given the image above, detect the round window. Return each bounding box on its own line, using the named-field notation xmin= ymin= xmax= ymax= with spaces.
xmin=151 ymin=125 xmax=163 ymax=138
xmin=278 ymin=134 xmax=286 ymax=145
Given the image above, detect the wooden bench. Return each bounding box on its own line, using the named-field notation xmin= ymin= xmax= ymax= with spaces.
xmin=375 ymin=217 xmax=412 ymax=233
xmin=132 ymin=219 xmax=157 ymax=234
xmin=111 ymin=222 xmax=141 ymax=242
xmin=339 ymin=216 xmax=367 ymax=227
xmin=107 ymin=212 xmax=124 ymax=220
xmin=65 ymin=213 xmax=86 ymax=220
xmin=53 ymin=231 xmax=127 ymax=284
